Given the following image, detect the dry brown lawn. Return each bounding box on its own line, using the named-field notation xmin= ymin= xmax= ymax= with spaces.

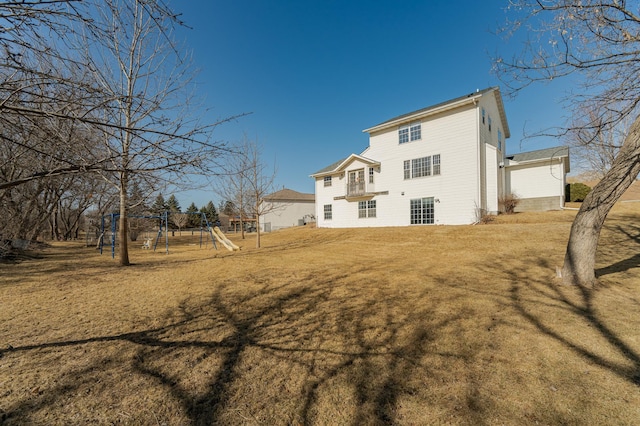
xmin=1 ymin=204 xmax=640 ymax=425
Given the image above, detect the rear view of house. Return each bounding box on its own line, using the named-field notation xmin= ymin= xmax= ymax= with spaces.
xmin=311 ymin=87 xmax=569 ymax=227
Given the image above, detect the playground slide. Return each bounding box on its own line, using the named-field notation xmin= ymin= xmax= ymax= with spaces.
xmin=210 ymin=227 xmax=240 ymax=251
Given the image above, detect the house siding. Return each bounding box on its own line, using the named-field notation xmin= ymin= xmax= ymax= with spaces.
xmin=312 ymin=87 xmax=567 ymax=228
xmin=506 ymin=160 xmax=566 ymax=210
xmin=260 ymin=200 xmax=315 ymax=231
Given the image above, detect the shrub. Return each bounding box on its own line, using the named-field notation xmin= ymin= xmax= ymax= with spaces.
xmin=499 ymin=193 xmax=520 ymax=214
xmin=566 ymin=182 xmax=591 ymax=202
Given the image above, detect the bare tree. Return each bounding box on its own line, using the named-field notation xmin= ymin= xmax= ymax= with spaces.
xmin=243 ymin=140 xmax=280 ymax=248
xmin=172 ymin=213 xmax=189 ymax=236
xmin=0 ymin=2 xmax=239 ymax=265
xmin=495 ymin=0 xmax=640 ymax=286
xmin=568 ymin=110 xmax=630 ymax=178
xmin=70 ymin=0 xmax=232 ymax=266
xmin=216 ymin=142 xmax=251 ymax=240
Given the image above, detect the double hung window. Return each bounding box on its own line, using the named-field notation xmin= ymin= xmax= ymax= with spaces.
xmin=358 ymin=200 xmax=376 ymax=218
xmin=399 ymin=121 xmax=421 ymax=144
xmin=324 ymin=204 xmax=332 ymax=220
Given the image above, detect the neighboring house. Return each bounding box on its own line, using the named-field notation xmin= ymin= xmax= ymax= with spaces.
xmin=311 ymin=87 xmax=569 ymax=227
xmin=259 ymin=188 xmax=315 ymax=232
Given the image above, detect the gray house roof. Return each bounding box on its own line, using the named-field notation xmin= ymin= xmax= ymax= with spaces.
xmin=262 ymin=188 xmax=314 ymax=202
xmin=311 ymin=157 xmax=348 ymax=176
xmin=507 ymin=146 xmax=569 ymax=162
xmin=363 ymin=87 xmax=510 ymax=139
xmin=507 ymin=146 xmax=570 ymax=172
xmin=310 ymin=154 xmax=380 ymax=177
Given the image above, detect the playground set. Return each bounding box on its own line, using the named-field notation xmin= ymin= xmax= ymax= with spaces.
xmin=97 ymin=211 xmax=239 ymax=258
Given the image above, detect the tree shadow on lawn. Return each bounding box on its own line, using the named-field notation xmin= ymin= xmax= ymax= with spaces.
xmin=2 ymin=266 xmax=501 ymax=425
xmin=4 ymin=247 xmax=640 ymax=424
xmin=596 ymin=222 xmax=640 ymax=277
xmin=501 ymin=256 xmax=640 ymax=387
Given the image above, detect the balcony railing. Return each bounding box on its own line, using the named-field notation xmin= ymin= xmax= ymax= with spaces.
xmin=347 ymin=182 xmax=366 ymax=197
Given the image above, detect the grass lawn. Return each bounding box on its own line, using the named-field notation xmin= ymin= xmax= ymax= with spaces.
xmin=1 ymin=203 xmax=640 ymax=425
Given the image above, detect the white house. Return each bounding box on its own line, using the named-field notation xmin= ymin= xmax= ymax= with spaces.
xmin=259 ymin=188 xmax=315 ymax=232
xmin=310 ymin=87 xmax=569 ymax=227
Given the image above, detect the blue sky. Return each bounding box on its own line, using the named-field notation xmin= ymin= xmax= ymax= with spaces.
xmin=172 ymin=0 xmax=572 ymax=208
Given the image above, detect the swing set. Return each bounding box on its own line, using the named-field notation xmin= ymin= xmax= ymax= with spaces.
xmin=98 ymin=211 xmax=217 ymax=258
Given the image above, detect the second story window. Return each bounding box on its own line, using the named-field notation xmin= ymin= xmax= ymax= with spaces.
xmin=404 ymin=154 xmax=441 ymax=179
xmin=410 ymin=122 xmax=421 ymax=141
xmin=399 ymin=121 xmax=421 ymax=144
xmin=399 ymin=126 xmax=409 ymax=144
xmin=324 ymin=176 xmax=332 ymax=187
xmin=369 ymin=167 xmax=374 ymax=184
xmin=497 ymin=130 xmax=503 ymax=151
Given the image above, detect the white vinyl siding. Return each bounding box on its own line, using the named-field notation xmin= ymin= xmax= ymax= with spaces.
xmin=313 ymin=89 xmax=525 ymax=227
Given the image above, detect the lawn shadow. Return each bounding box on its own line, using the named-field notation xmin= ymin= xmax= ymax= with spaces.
xmin=2 ymin=264 xmax=489 ymax=425
xmin=501 ymin=256 xmax=640 ymax=387
xmin=596 ymin=222 xmax=640 ymax=277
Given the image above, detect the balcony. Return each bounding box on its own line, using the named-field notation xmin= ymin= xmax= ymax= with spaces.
xmin=345 ymin=181 xmax=374 ymax=200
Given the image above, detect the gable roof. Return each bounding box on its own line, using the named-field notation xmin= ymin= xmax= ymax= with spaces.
xmin=507 ymin=146 xmax=570 ymax=172
xmin=363 ymin=87 xmax=510 ymax=138
xmin=310 ymin=153 xmax=380 ymax=178
xmin=262 ymin=188 xmax=315 ymax=202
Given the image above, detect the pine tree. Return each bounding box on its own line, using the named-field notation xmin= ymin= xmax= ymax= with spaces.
xmin=166 ymin=194 xmax=181 ymax=213
xmin=150 ymin=194 xmax=168 ymax=216
xmin=185 ymin=202 xmax=200 ymax=228
xmin=200 ymin=201 xmax=218 ymax=225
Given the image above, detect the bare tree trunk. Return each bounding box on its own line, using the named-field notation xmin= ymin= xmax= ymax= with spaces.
xmin=119 ymin=172 xmax=130 ymax=266
xmin=562 ymin=115 xmax=640 ymax=286
xmin=256 ymin=211 xmax=261 ymax=248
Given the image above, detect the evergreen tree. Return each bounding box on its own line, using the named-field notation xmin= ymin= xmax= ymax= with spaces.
xmin=221 ymin=200 xmax=236 ymax=217
xmin=150 ymin=194 xmax=168 ymax=216
xmin=165 ymin=194 xmax=181 ymax=229
xmin=166 ymin=194 xmax=181 ymax=213
xmin=185 ymin=202 xmax=200 ymax=228
xmin=128 ymin=181 xmax=148 ymax=216
xmin=200 ymin=201 xmax=218 ymax=225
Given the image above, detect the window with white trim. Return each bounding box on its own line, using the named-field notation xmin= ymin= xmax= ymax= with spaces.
xmin=368 ymin=167 xmax=374 ymax=184
xmin=497 ymin=130 xmax=503 ymax=151
xmin=403 ymin=154 xmax=441 ymax=179
xmin=410 ymin=197 xmax=434 ymax=224
xmin=488 ymin=116 xmax=492 ymax=132
xmin=399 ymin=121 xmax=421 ymax=144
xmin=482 ymin=108 xmax=486 ymax=124
xmin=324 ymin=176 xmax=332 ymax=187
xmin=324 ymin=204 xmax=332 ymax=220
xmin=399 ymin=126 xmax=409 ymax=144
xmin=358 ymin=200 xmax=376 ymax=218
